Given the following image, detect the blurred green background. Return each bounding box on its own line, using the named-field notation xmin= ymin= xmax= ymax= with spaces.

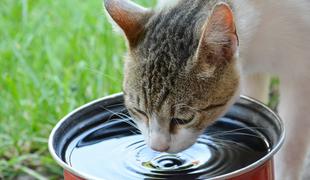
xmin=0 ymin=0 xmax=155 ymax=179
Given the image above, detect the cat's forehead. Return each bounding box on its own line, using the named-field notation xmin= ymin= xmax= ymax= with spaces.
xmin=136 ymin=1 xmax=209 ymax=64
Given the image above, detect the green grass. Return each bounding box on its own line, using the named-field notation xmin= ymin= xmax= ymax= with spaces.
xmin=0 ymin=0 xmax=155 ymax=179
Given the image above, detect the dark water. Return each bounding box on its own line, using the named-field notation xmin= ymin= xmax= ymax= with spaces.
xmin=64 ymin=117 xmax=270 ymax=179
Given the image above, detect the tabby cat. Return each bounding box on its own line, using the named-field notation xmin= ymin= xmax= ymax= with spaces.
xmin=104 ymin=0 xmax=310 ymax=179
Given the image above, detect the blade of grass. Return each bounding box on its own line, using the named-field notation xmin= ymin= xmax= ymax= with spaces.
xmin=18 ymin=165 xmax=48 ymax=180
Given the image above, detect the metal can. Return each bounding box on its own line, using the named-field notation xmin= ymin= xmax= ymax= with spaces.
xmin=49 ymin=93 xmax=284 ymax=180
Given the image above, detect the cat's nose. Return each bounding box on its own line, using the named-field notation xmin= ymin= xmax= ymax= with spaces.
xmin=151 ymin=144 xmax=169 ymax=152
xmin=149 ymin=136 xmax=170 ymax=152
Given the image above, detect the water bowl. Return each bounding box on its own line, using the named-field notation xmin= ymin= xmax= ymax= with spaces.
xmin=48 ymin=93 xmax=284 ymax=180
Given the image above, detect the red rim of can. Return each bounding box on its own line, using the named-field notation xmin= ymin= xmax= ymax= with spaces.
xmin=48 ymin=93 xmax=285 ymax=180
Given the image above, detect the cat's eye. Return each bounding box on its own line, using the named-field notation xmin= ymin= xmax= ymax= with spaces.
xmin=170 ymin=118 xmax=192 ymax=126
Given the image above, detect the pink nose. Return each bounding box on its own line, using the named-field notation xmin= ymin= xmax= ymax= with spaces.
xmin=151 ymin=144 xmax=169 ymax=152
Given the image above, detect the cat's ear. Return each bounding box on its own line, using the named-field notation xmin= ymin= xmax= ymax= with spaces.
xmin=104 ymin=0 xmax=152 ymax=47
xmin=195 ymin=3 xmax=238 ymax=66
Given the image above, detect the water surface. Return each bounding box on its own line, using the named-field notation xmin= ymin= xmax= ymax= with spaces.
xmin=65 ymin=118 xmax=270 ymax=179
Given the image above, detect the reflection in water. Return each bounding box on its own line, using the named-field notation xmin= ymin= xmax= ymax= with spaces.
xmin=65 ymin=118 xmax=270 ymax=179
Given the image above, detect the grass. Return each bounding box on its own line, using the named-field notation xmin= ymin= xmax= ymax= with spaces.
xmin=0 ymin=0 xmax=155 ymax=179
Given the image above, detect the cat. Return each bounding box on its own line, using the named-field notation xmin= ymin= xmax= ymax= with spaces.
xmin=104 ymin=0 xmax=310 ymax=179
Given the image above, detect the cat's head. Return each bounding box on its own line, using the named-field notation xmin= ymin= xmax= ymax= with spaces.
xmin=104 ymin=0 xmax=240 ymax=153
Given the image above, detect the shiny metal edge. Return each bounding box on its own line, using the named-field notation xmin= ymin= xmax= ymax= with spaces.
xmin=48 ymin=93 xmax=285 ymax=180
xmin=48 ymin=93 xmax=123 ymax=180
xmin=208 ymin=95 xmax=285 ymax=180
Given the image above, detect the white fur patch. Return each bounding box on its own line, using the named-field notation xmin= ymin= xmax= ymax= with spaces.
xmin=156 ymin=0 xmax=181 ymax=10
xmin=168 ymin=128 xmax=202 ymax=153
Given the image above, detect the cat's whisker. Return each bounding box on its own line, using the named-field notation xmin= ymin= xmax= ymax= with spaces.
xmin=116 ymin=113 xmax=140 ymax=128
xmin=127 ymin=128 xmax=141 ymax=135
xmin=118 ymin=118 xmax=140 ymax=130
xmin=99 ymin=105 xmax=126 ymax=117
xmin=114 ymin=111 xmax=132 ymax=119
xmin=99 ymin=106 xmax=139 ymax=129
xmin=210 ymin=132 xmax=265 ymax=140
xmin=205 ymin=126 xmax=268 ymax=137
xmin=204 ymin=136 xmax=251 ymax=151
xmin=105 ymin=103 xmax=127 ymax=109
xmin=110 ymin=107 xmax=135 ymax=120
xmin=83 ymin=65 xmax=120 ymax=85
